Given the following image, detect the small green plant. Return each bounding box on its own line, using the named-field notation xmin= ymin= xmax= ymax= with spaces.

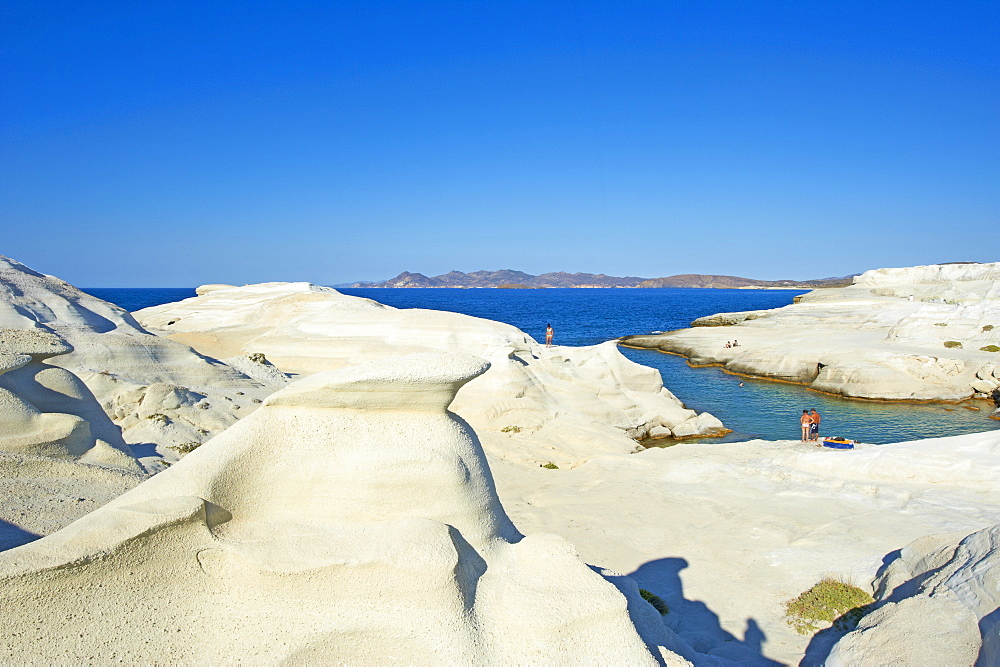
xmin=500 ymin=425 xmax=522 ymax=433
xmin=248 ymin=352 xmax=267 ymax=364
xmin=639 ymin=589 xmax=669 ymax=615
xmin=541 ymin=462 xmax=559 ymax=469
xmin=146 ymin=413 xmax=170 ymax=425
xmin=167 ymin=441 xmax=202 ymax=455
xmin=983 ymin=325 xmax=995 ymax=332
xmin=933 ymin=322 xmax=948 ymax=327
xmin=784 ymin=578 xmax=873 ymax=635
xmin=944 ymin=341 xmax=963 ymax=349
xmin=981 ymin=345 xmax=1000 ymax=353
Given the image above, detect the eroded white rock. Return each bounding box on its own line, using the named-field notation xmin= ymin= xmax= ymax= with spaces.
xmin=0 ymin=328 xmax=139 ymax=471
xmin=136 ymin=282 xmax=724 ymax=465
xmin=622 ymin=262 xmax=1000 ymax=400
xmin=0 ymin=256 xmax=279 ymax=453
xmin=0 ymin=353 xmax=694 ymax=663
xmin=490 ymin=429 xmax=1000 ymax=663
xmin=827 ymin=523 xmax=1000 ymax=665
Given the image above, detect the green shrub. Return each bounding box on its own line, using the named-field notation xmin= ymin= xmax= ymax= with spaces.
xmin=983 ymin=325 xmax=995 ymax=332
xmin=639 ymin=589 xmax=669 ymax=615
xmin=785 ymin=578 xmax=873 ymax=635
xmin=541 ymin=462 xmax=559 ymax=469
xmin=146 ymin=413 xmax=170 ymax=425
xmin=167 ymin=441 xmax=202 ymax=454
xmin=248 ymin=352 xmax=267 ymax=364
xmin=981 ymin=345 xmax=1000 ymax=353
xmin=944 ymin=341 xmax=963 ymax=349
xmin=500 ymin=425 xmax=522 ymax=433
xmin=934 ymin=322 xmax=947 ymax=327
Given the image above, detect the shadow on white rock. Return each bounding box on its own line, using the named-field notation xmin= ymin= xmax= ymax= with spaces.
xmin=0 ymin=328 xmax=139 ymax=472
xmin=821 ymin=523 xmax=1000 ymax=666
xmin=0 ymin=352 xmax=698 ymax=663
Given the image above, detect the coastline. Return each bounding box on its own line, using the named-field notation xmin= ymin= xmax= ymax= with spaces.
xmin=620 ymin=338 xmax=998 ymax=406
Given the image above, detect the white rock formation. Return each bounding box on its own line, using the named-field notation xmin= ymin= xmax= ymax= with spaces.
xmin=621 ymin=262 xmax=1000 ymax=401
xmin=0 ymin=256 xmax=281 ymax=454
xmin=0 ymin=353 xmax=697 ymax=664
xmin=489 ymin=429 xmax=1000 ymax=663
xmin=827 ymin=523 xmax=1000 ymax=665
xmin=136 ymin=282 xmax=726 ymax=466
xmin=0 ymin=328 xmax=146 ymax=550
xmin=0 ymin=328 xmax=139 ymax=471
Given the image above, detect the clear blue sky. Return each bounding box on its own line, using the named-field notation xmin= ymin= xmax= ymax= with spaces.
xmin=2 ymin=1 xmax=997 ymax=286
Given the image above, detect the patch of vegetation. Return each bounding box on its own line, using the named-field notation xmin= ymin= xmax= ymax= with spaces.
xmin=785 ymin=578 xmax=873 ymax=635
xmin=541 ymin=462 xmax=559 ymax=469
xmin=167 ymin=441 xmax=202 ymax=455
xmin=933 ymin=322 xmax=948 ymax=327
xmin=981 ymin=345 xmax=1000 ymax=353
xmin=944 ymin=341 xmax=963 ymax=349
xmin=500 ymin=425 xmax=522 ymax=433
xmin=196 ymin=402 xmax=211 ymax=410
xmin=248 ymin=352 xmax=267 ymax=364
xmin=983 ymin=325 xmax=995 ymax=332
xmin=639 ymin=589 xmax=669 ymax=615
xmin=146 ymin=413 xmax=170 ymax=425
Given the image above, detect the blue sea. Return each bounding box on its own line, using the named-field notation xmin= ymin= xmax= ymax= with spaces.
xmin=84 ymin=287 xmax=1000 ymax=445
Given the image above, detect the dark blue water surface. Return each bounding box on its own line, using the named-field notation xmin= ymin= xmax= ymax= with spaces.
xmin=84 ymin=287 xmax=1000 ymax=445
xmin=85 ymin=288 xmax=197 ymax=313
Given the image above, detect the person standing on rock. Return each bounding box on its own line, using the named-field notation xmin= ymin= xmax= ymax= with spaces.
xmin=809 ymin=408 xmax=821 ymax=442
xmin=545 ymin=324 xmax=554 ymax=348
xmin=800 ymin=410 xmax=811 ymax=442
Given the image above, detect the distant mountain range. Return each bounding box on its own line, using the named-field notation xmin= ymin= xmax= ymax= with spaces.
xmin=346 ymin=270 xmax=857 ymax=289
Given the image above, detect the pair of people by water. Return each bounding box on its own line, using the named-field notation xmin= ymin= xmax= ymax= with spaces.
xmin=800 ymin=408 xmax=821 ymax=442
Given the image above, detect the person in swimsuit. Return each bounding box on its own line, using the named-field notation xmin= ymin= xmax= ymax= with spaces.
xmin=809 ymin=408 xmax=821 ymax=442
xmin=545 ymin=324 xmax=553 ymax=348
xmin=800 ymin=410 xmax=811 ymax=442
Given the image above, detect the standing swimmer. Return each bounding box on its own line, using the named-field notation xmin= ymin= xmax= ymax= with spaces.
xmin=800 ymin=410 xmax=811 ymax=442
xmin=809 ymin=408 xmax=822 ymax=442
xmin=545 ymin=324 xmax=554 ymax=348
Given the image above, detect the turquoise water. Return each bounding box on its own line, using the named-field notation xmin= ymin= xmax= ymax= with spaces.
xmin=619 ymin=347 xmax=995 ymax=445
xmin=84 ymin=287 xmax=1000 ymax=445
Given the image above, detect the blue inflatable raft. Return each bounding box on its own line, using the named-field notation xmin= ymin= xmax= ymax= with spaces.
xmin=822 ymin=437 xmax=855 ymax=450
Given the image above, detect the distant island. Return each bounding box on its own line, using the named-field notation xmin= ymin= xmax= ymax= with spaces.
xmin=346 ymin=269 xmax=857 ymax=289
